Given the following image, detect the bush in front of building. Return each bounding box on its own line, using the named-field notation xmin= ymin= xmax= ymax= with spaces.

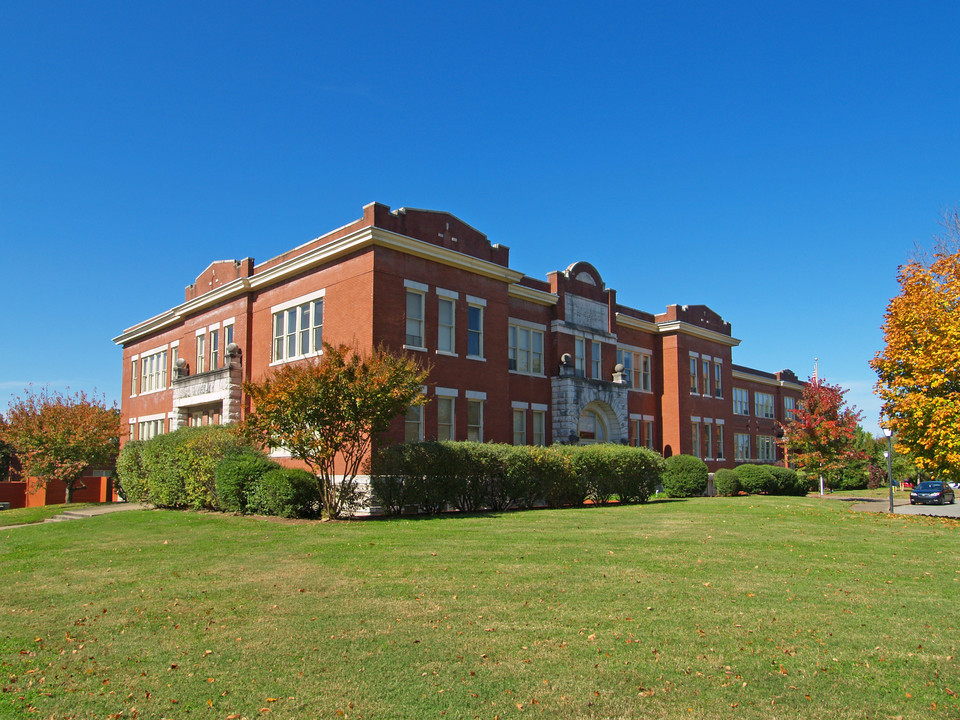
xmin=247 ymin=467 xmax=319 ymax=518
xmin=559 ymin=444 xmax=616 ymax=505
xmin=766 ymin=465 xmax=809 ymax=496
xmin=735 ymin=464 xmax=775 ymax=495
xmin=559 ymin=444 xmax=663 ymax=505
xmin=661 ymin=454 xmax=708 ymax=498
xmin=215 ymin=450 xmax=280 ymax=513
xmin=714 ymin=468 xmax=741 ymax=496
xmin=115 ymin=440 xmax=147 ymax=502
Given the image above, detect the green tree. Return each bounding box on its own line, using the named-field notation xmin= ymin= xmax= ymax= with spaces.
xmin=779 ymin=377 xmax=864 ymax=489
xmin=872 ymin=209 xmax=960 ymax=480
xmin=243 ymin=343 xmax=429 ymax=519
xmin=1 ymin=387 xmax=120 ymax=503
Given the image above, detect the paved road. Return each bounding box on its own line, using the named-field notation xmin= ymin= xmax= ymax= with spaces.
xmin=848 ymin=496 xmax=960 ymax=518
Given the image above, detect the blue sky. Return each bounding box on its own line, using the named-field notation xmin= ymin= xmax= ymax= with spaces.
xmin=3 ymin=1 xmax=958 ymax=434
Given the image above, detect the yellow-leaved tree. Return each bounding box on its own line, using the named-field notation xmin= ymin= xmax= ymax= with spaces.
xmin=872 ymin=209 xmax=960 ymax=480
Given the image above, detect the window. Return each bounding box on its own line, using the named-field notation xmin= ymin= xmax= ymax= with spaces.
xmin=140 ymin=349 xmax=168 ymax=393
xmin=715 ymin=424 xmax=725 ymax=460
xmin=690 ymin=356 xmax=699 ymax=394
xmin=714 ymin=362 xmax=723 ymax=398
xmin=405 ymin=405 xmax=423 ymax=442
xmin=755 ymin=392 xmax=775 ymax=419
xmin=210 ymin=329 xmax=220 ymax=370
xmin=513 ymin=409 xmax=526 ymax=445
xmin=733 ymin=388 xmax=749 ymax=415
xmin=691 ymin=423 xmax=701 ymax=458
xmin=130 ymin=359 xmax=138 ymax=396
xmin=784 ymin=396 xmax=797 ymax=421
xmin=406 ymin=290 xmax=425 ymax=348
xmin=702 ymin=361 xmax=710 ymax=397
xmin=467 ymin=303 xmax=484 ymax=358
xmin=437 ymin=397 xmax=454 ymax=441
xmin=640 ymin=354 xmax=652 ymax=392
xmin=575 ymin=338 xmax=586 ymax=377
xmin=757 ymin=435 xmax=776 ymax=462
xmin=703 ymin=423 xmax=713 ymax=459
xmin=734 ymin=433 xmax=751 ymax=462
xmin=138 ymin=418 xmax=164 ymax=441
xmin=438 ymin=297 xmax=455 ymax=354
xmin=591 ymin=341 xmax=601 ymax=379
xmin=273 ymin=297 xmax=324 ymax=362
xmin=532 ymin=410 xmax=546 ymax=446
xmin=467 ymin=400 xmax=483 ymax=441
xmin=170 ymin=345 xmax=179 ymax=378
xmin=196 ymin=334 xmax=206 ymax=373
xmin=644 ymin=420 xmax=655 ymax=449
xmin=225 ymin=323 xmax=234 ymax=348
xmin=509 ymin=325 xmax=544 ymax=374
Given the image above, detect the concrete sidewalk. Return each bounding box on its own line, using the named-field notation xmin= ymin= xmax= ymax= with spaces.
xmin=0 ymin=502 xmax=152 ymax=530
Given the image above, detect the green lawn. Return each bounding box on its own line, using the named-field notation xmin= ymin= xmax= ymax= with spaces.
xmin=0 ymin=503 xmax=98 ymax=527
xmin=1 ymin=497 xmax=957 ymax=719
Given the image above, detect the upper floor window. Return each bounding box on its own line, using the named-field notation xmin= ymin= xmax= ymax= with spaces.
xmin=574 ymin=338 xmax=586 ymax=377
xmin=405 ymin=289 xmax=425 ymax=349
xmin=701 ymin=360 xmax=711 ymax=397
xmin=210 ymin=328 xmax=220 ymax=370
xmin=755 ymin=392 xmax=775 ymax=419
xmin=713 ymin=362 xmax=723 ymax=398
xmin=784 ymin=396 xmax=797 ymax=421
xmin=195 ymin=334 xmax=206 ymax=373
xmin=273 ymin=296 xmax=324 ymax=363
xmin=591 ymin=341 xmax=601 ymax=379
xmin=140 ymin=349 xmax=168 ymax=393
xmin=639 ymin=354 xmax=652 ymax=392
xmin=509 ymin=325 xmax=544 ymax=375
xmin=130 ymin=358 xmax=138 ymax=396
xmin=467 ymin=302 xmax=484 ymax=358
xmin=733 ymin=387 xmax=749 ymax=415
xmin=437 ymin=297 xmax=455 ymax=354
xmin=690 ymin=356 xmax=699 ymax=394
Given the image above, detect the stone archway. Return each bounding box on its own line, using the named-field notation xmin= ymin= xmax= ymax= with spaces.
xmin=577 ymin=400 xmax=623 ymax=445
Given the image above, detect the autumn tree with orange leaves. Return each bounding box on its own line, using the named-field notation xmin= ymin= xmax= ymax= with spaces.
xmin=244 ymin=343 xmax=429 ymax=519
xmin=779 ymin=377 xmax=864 ymax=489
xmin=2 ymin=387 xmax=120 ymax=503
xmin=872 ymin=209 xmax=960 ymax=481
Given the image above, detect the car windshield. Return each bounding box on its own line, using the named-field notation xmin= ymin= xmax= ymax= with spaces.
xmin=915 ymin=482 xmax=942 ymax=492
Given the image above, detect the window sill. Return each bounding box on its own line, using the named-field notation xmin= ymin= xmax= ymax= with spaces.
xmin=403 ymin=345 xmax=427 ymax=353
xmin=269 ymin=350 xmax=323 ymax=367
xmin=466 ymin=355 xmax=486 ymax=362
xmin=508 ymin=369 xmax=546 ymax=378
xmin=435 ymin=350 xmax=458 ymax=358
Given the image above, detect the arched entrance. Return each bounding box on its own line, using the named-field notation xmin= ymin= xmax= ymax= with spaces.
xmin=577 ymin=401 xmax=622 ymax=444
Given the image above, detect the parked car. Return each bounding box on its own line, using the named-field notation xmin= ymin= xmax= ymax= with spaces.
xmin=909 ymin=481 xmax=956 ymax=505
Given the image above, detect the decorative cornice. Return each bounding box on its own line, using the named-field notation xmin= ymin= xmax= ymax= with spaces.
xmin=115 ymin=226 xmax=527 ymax=347
xmin=614 ymin=312 xmax=659 ymax=334
xmin=508 ymin=284 xmax=558 ymax=306
xmin=731 ymin=368 xmax=803 ymax=390
xmin=656 ymin=320 xmax=741 ymax=347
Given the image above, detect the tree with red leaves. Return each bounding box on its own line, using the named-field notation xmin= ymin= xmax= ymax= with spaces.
xmin=2 ymin=387 xmax=120 ymax=503
xmin=779 ymin=377 xmax=865 ymax=491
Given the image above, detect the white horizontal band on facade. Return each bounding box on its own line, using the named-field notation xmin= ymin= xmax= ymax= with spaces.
xmin=403 ymin=279 xmax=428 ymax=292
xmin=270 ymin=287 xmax=326 ymax=315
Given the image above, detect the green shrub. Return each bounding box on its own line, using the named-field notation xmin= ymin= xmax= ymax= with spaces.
xmin=662 ymin=454 xmax=708 ymax=498
xmin=369 ymin=444 xmax=412 ymax=516
xmin=766 ymin=465 xmax=808 ymax=496
xmin=735 ymin=464 xmax=775 ymax=495
xmin=714 ymin=468 xmax=741 ymax=496
xmin=216 ymin=451 xmax=279 ymax=513
xmin=560 ymin=445 xmax=616 ymax=505
xmin=607 ymin=445 xmax=664 ymax=504
xmin=115 ymin=441 xmax=148 ymax=502
xmin=248 ymin=467 xmax=319 ymax=518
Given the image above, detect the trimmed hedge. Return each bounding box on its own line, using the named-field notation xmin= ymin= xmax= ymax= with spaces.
xmin=734 ymin=464 xmax=810 ymax=496
xmin=116 ymin=426 xmax=321 ymax=517
xmin=714 ymin=468 xmax=741 ymax=496
xmin=661 ymin=454 xmax=708 ymax=498
xmin=371 ymin=442 xmax=665 ymax=515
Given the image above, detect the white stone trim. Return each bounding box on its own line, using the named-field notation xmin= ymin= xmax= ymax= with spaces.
xmin=466 ymin=294 xmax=486 ymax=307
xmin=618 ymin=342 xmax=653 ymax=355
xmin=271 ymin=287 xmax=326 ymax=315
xmin=436 ymin=287 xmax=458 ymax=299
xmin=531 ymin=403 xmax=548 ymax=412
xmin=508 ymin=317 xmax=547 ymax=332
xmin=466 ymin=390 xmax=487 ymax=400
xmin=134 ymin=412 xmax=166 ymax=423
xmin=511 ymin=401 xmax=529 ymax=409
xmin=404 ymin=278 xmax=429 ymax=292
xmin=435 ymin=387 xmax=458 ymax=397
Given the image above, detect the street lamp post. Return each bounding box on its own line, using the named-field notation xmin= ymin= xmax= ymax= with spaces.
xmin=883 ymin=427 xmax=894 ymax=514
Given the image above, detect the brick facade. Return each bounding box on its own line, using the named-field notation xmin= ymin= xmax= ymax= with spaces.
xmin=114 ymin=202 xmax=804 ymax=470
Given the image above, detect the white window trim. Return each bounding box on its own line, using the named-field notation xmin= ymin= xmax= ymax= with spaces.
xmin=531 ymin=403 xmax=548 ymax=412
xmin=465 ymin=390 xmax=487 ymax=400
xmin=404 ymin=286 xmax=427 ymax=353
xmin=270 ymin=289 xmax=326 ymax=365
xmin=512 ymin=401 xmax=530 ymax=409
xmin=508 ymin=322 xmax=546 ymax=377
xmin=435 ymin=387 xmax=459 ymax=397
xmin=436 ymin=287 xmax=459 ymax=299
xmin=403 ymin=279 xmax=428 ymax=292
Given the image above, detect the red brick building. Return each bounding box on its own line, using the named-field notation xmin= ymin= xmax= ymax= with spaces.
xmin=113 ymin=202 xmax=803 ymax=471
